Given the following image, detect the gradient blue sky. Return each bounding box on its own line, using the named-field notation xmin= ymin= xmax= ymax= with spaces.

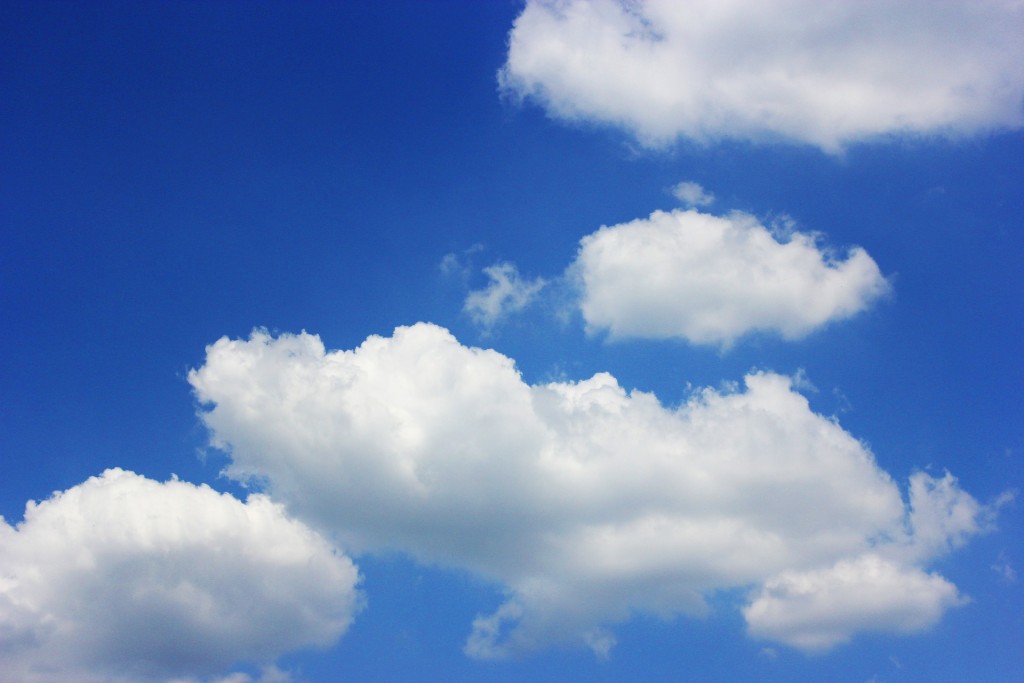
xmin=2 ymin=2 xmax=1022 ymax=682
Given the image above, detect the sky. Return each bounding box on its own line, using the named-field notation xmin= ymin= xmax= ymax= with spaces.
xmin=1 ymin=1 xmax=1022 ymax=682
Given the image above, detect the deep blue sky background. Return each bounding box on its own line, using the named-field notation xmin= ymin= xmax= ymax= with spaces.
xmin=2 ymin=2 xmax=1022 ymax=681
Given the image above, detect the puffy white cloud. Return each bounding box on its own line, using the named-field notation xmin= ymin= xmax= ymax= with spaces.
xmin=0 ymin=469 xmax=361 ymax=683
xmin=671 ymin=181 xmax=715 ymax=207
xmin=743 ymin=554 xmax=965 ymax=650
xmin=500 ymin=0 xmax=1024 ymax=151
xmin=189 ymin=323 xmax=992 ymax=656
xmin=464 ymin=262 xmax=547 ymax=330
xmin=572 ymin=208 xmax=889 ymax=346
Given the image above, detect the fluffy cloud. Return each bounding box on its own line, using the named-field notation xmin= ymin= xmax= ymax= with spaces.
xmin=464 ymin=262 xmax=547 ymax=329
xmin=500 ymin=0 xmax=1024 ymax=150
xmin=0 ymin=469 xmax=361 ymax=683
xmin=189 ymin=323 xmax=992 ymax=656
xmin=572 ymin=208 xmax=889 ymax=345
xmin=744 ymin=554 xmax=965 ymax=650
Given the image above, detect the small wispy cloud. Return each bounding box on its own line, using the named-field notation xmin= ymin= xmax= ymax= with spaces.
xmin=440 ymin=244 xmax=485 ymax=281
xmin=464 ymin=262 xmax=546 ymax=331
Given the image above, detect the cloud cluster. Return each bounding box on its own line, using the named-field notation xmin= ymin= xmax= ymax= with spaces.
xmin=500 ymin=0 xmax=1024 ymax=150
xmin=572 ymin=208 xmax=889 ymax=345
xmin=459 ymin=203 xmax=887 ymax=346
xmin=190 ymin=323 xmax=991 ymax=657
xmin=0 ymin=469 xmax=361 ymax=683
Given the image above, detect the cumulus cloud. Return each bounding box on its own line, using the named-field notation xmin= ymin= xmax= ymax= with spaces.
xmin=744 ymin=554 xmax=966 ymax=650
xmin=464 ymin=262 xmax=546 ymax=329
xmin=572 ymin=208 xmax=889 ymax=346
xmin=0 ymin=469 xmax=361 ymax=683
xmin=671 ymin=181 xmax=714 ymax=207
xmin=189 ymin=323 xmax=993 ymax=656
xmin=500 ymin=0 xmax=1024 ymax=151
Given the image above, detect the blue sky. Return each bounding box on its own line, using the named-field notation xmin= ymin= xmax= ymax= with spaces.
xmin=1 ymin=1 xmax=1022 ymax=682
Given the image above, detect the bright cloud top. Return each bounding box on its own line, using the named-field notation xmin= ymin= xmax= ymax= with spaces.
xmin=464 ymin=262 xmax=547 ymax=330
xmin=500 ymin=0 xmax=1024 ymax=150
xmin=189 ymin=323 xmax=992 ymax=657
xmin=572 ymin=208 xmax=889 ymax=345
xmin=0 ymin=469 xmax=361 ymax=683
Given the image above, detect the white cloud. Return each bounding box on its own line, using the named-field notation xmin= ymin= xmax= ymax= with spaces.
xmin=464 ymin=262 xmax=546 ymax=329
xmin=671 ymin=181 xmax=714 ymax=207
xmin=189 ymin=323 xmax=993 ymax=657
xmin=500 ymin=0 xmax=1024 ymax=151
xmin=572 ymin=208 xmax=889 ymax=346
xmin=0 ymin=469 xmax=361 ymax=683
xmin=744 ymin=554 xmax=966 ymax=650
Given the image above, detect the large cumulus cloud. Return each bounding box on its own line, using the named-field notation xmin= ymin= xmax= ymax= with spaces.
xmin=189 ymin=323 xmax=994 ymax=657
xmin=500 ymin=0 xmax=1024 ymax=151
xmin=0 ymin=469 xmax=361 ymax=683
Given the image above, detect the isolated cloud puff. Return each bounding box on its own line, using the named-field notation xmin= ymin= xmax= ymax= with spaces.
xmin=0 ymin=469 xmax=361 ymax=683
xmin=572 ymin=208 xmax=889 ymax=346
xmin=671 ymin=181 xmax=715 ymax=207
xmin=189 ymin=323 xmax=993 ymax=657
xmin=500 ymin=0 xmax=1024 ymax=150
xmin=464 ymin=262 xmax=546 ymax=330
